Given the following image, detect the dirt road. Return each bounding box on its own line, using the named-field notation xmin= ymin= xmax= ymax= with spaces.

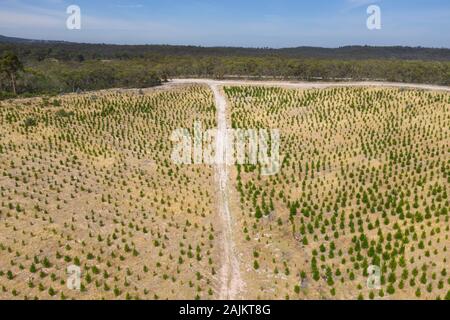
xmin=210 ymin=84 xmax=244 ymax=300
xmin=171 ymin=78 xmax=450 ymax=92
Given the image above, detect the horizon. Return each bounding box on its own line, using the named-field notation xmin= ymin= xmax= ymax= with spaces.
xmin=2 ymin=33 xmax=450 ymax=50
xmin=0 ymin=0 xmax=449 ymax=48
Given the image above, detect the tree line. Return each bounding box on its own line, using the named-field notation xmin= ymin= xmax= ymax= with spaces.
xmin=1 ymin=40 xmax=450 ymax=98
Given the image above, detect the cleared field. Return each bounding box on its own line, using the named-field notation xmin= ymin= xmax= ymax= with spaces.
xmin=225 ymin=86 xmax=449 ymax=300
xmin=0 ymin=85 xmax=220 ymax=300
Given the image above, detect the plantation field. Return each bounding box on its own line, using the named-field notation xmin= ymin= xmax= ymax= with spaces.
xmin=0 ymin=82 xmax=449 ymax=300
xmin=0 ymin=85 xmax=221 ymax=300
xmin=226 ymin=86 xmax=449 ymax=300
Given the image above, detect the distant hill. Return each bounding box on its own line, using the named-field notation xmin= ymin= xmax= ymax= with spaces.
xmin=1 ymin=34 xmax=450 ymax=61
xmin=0 ymin=34 xmax=68 ymax=44
xmin=0 ymin=35 xmax=32 ymax=43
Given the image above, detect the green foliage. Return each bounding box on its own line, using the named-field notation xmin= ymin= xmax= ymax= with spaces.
xmin=24 ymin=117 xmax=37 ymax=129
xmin=1 ymin=42 xmax=450 ymax=96
xmin=0 ymin=51 xmax=23 ymax=94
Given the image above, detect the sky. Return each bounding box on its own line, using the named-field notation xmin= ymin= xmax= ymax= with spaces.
xmin=0 ymin=0 xmax=449 ymax=48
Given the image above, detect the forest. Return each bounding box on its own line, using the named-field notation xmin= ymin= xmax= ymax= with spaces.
xmin=0 ymin=35 xmax=449 ymax=97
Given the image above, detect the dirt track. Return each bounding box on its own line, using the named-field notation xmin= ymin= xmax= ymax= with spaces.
xmin=210 ymin=84 xmax=244 ymax=300
xmin=171 ymin=78 xmax=450 ymax=92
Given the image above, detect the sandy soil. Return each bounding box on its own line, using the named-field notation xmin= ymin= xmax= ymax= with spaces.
xmin=210 ymin=84 xmax=244 ymax=300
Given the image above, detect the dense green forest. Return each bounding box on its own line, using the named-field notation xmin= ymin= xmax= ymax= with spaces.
xmin=2 ymin=35 xmax=450 ymax=61
xmin=0 ymin=35 xmax=449 ymax=97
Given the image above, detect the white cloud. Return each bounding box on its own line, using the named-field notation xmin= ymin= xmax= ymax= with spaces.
xmin=0 ymin=2 xmax=177 ymax=35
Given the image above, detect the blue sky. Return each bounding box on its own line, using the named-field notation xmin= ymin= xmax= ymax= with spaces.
xmin=0 ymin=0 xmax=449 ymax=47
